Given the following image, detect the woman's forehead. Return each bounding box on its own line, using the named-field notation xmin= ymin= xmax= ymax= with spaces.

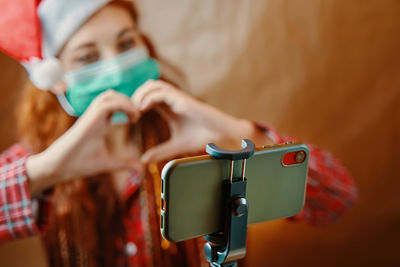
xmin=62 ymin=4 xmax=138 ymax=53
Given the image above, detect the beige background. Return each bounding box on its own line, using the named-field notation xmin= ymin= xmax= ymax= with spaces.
xmin=1 ymin=0 xmax=399 ymax=266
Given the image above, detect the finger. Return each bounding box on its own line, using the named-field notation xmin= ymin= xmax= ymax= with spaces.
xmin=139 ymin=89 xmax=169 ymax=113
xmin=95 ymin=89 xmax=133 ymax=107
xmin=133 ymin=80 xmax=179 ymax=112
xmin=101 ymin=101 xmax=135 ymax=121
xmin=131 ymin=80 xmax=162 ymax=108
xmin=139 ymin=83 xmax=190 ymax=115
xmin=141 ymin=139 xmax=183 ymax=163
xmin=90 ymin=90 xmax=137 ymax=121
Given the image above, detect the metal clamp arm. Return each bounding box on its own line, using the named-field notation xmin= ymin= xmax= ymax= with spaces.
xmin=206 ymin=139 xmax=255 ymax=160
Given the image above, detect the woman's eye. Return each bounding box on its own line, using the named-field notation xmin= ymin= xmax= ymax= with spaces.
xmin=118 ymin=38 xmax=135 ymax=52
xmin=76 ymin=52 xmax=99 ymax=65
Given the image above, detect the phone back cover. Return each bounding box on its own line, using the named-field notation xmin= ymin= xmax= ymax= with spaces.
xmin=161 ymin=144 xmax=309 ymax=242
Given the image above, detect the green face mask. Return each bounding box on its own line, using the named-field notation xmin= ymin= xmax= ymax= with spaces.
xmin=58 ymin=46 xmax=160 ymax=121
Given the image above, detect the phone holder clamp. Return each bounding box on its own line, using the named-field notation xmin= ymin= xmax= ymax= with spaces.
xmin=204 ymin=139 xmax=255 ymax=267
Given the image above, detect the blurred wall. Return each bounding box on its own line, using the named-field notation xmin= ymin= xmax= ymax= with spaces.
xmin=0 ymin=53 xmax=25 ymax=151
xmin=1 ymin=0 xmax=399 ymax=266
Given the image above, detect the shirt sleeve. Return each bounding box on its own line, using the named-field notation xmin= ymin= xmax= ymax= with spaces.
xmin=0 ymin=144 xmax=40 ymax=242
xmin=254 ymin=122 xmax=358 ymax=225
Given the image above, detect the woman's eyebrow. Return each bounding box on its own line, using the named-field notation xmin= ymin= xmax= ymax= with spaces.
xmin=117 ymin=27 xmax=136 ymax=38
xmin=72 ymin=42 xmax=96 ymax=53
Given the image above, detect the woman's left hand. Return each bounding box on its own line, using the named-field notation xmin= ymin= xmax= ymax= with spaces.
xmin=132 ymin=80 xmax=272 ymax=163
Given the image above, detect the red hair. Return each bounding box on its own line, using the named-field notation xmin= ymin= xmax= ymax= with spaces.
xmin=17 ymin=1 xmax=172 ymax=265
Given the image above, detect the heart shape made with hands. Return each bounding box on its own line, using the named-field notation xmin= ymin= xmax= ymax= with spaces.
xmin=130 ymin=80 xmax=257 ymax=164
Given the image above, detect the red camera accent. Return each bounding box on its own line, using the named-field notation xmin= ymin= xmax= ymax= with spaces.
xmin=282 ymin=151 xmax=306 ymax=165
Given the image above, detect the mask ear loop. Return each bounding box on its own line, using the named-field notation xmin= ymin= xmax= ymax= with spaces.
xmin=56 ymin=93 xmax=77 ymax=117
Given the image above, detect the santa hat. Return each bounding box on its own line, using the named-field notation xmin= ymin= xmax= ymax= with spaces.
xmin=0 ymin=0 xmax=111 ymax=90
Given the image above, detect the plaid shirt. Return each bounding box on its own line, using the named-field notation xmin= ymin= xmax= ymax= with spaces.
xmin=0 ymin=144 xmax=38 ymax=241
xmin=258 ymin=123 xmax=357 ymax=224
xmin=0 ymin=125 xmax=357 ymax=264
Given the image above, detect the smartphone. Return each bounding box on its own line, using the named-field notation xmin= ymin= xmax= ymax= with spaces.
xmin=160 ymin=143 xmax=309 ymax=242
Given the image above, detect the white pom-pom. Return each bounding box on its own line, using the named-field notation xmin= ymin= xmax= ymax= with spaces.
xmin=29 ymin=57 xmax=63 ymax=90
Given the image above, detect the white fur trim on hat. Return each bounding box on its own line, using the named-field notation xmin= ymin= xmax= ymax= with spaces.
xmin=25 ymin=0 xmax=114 ymax=90
xmin=28 ymin=57 xmax=63 ymax=90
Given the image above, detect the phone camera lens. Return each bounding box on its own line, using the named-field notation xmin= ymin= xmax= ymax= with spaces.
xmin=295 ymin=151 xmax=306 ymax=163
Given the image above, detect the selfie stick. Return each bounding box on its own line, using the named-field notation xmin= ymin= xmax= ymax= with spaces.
xmin=203 ymin=139 xmax=255 ymax=267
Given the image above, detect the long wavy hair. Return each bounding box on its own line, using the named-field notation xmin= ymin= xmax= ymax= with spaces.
xmin=17 ymin=1 xmax=173 ymax=266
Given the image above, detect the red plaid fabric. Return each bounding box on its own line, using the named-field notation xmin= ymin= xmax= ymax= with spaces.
xmin=121 ymin=173 xmax=152 ymax=267
xmin=0 ymin=144 xmax=39 ymax=241
xmin=256 ymin=123 xmax=358 ymax=224
xmin=0 ymin=123 xmax=357 ymax=264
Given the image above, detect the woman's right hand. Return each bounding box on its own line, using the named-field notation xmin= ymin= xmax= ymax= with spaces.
xmin=26 ymin=90 xmax=142 ymax=195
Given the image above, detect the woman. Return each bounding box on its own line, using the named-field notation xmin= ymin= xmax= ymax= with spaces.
xmin=0 ymin=0 xmax=356 ymax=266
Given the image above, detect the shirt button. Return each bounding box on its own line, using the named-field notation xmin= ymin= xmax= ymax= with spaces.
xmin=125 ymin=242 xmax=138 ymax=256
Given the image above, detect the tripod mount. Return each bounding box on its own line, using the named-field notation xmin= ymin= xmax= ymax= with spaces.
xmin=203 ymin=139 xmax=255 ymax=267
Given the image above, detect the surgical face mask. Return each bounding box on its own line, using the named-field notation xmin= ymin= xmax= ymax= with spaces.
xmin=57 ymin=46 xmax=160 ymax=122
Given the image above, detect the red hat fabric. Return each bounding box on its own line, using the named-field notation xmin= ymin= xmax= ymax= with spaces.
xmin=0 ymin=0 xmax=42 ymax=62
xmin=0 ymin=0 xmax=111 ymax=90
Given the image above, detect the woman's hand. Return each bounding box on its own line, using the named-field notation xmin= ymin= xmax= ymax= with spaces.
xmin=27 ymin=90 xmax=142 ymax=195
xmin=132 ymin=80 xmax=272 ymax=163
